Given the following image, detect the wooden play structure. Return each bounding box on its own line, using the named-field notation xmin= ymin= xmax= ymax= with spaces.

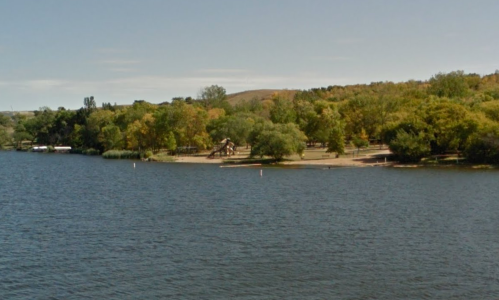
xmin=207 ymin=138 xmax=235 ymax=159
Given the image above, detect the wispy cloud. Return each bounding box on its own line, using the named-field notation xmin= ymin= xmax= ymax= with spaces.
xmin=0 ymin=79 xmax=66 ymax=90
xmin=27 ymin=80 xmax=65 ymax=90
xmin=1 ymin=74 xmax=349 ymax=94
xmin=0 ymin=74 xmax=356 ymax=110
xmin=98 ymin=74 xmax=354 ymax=93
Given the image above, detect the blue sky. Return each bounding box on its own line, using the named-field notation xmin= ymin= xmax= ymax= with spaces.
xmin=1 ymin=0 xmax=498 ymax=111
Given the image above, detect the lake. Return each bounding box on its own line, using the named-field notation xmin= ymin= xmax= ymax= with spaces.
xmin=1 ymin=151 xmax=499 ymax=299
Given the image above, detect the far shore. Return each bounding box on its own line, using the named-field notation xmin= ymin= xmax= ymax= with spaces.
xmin=170 ymin=149 xmax=497 ymax=169
xmin=171 ymin=149 xmax=394 ymax=168
xmin=9 ymin=146 xmax=496 ymax=169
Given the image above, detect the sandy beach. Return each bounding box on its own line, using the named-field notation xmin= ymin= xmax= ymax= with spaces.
xmin=173 ymin=149 xmax=393 ymax=167
xmin=283 ymin=149 xmax=392 ymax=167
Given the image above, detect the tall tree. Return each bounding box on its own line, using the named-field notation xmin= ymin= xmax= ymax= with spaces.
xmin=200 ymin=85 xmax=231 ymax=112
xmin=250 ymin=122 xmax=307 ymax=161
xmin=84 ymin=96 xmax=97 ymax=112
xmin=428 ymin=71 xmax=469 ymax=98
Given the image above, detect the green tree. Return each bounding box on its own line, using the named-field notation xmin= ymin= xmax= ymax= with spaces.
xmin=352 ymin=129 xmax=369 ymax=152
xmin=100 ymin=124 xmax=123 ymax=151
xmin=207 ymin=113 xmax=255 ymax=147
xmin=270 ymin=94 xmax=296 ymax=124
xmin=200 ymin=85 xmax=231 ymax=112
xmin=389 ymin=130 xmax=431 ymax=163
xmin=84 ymin=109 xmax=115 ymax=150
xmin=326 ymin=125 xmax=345 ymax=155
xmin=84 ymin=96 xmax=97 ymax=113
xmin=12 ymin=122 xmax=33 ymax=148
xmin=313 ymin=104 xmax=342 ymax=146
xmin=165 ymin=131 xmax=177 ymax=153
xmin=0 ymin=126 xmax=11 ymax=148
xmin=49 ymin=109 xmax=76 ymax=145
xmin=428 ymin=71 xmax=469 ymax=98
xmin=463 ymin=125 xmax=499 ymax=164
xmin=422 ymin=100 xmax=477 ymax=154
xmin=251 ymin=122 xmax=306 ymax=161
xmin=0 ymin=114 xmax=12 ymax=127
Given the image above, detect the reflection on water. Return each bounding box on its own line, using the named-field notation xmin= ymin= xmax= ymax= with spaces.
xmin=1 ymin=151 xmax=499 ymax=299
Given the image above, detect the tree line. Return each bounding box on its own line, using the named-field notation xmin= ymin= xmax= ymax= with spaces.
xmin=2 ymin=70 xmax=499 ymax=162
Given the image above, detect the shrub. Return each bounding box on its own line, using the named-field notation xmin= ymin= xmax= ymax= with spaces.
xmin=389 ymin=130 xmax=431 ymax=163
xmin=463 ymin=132 xmax=499 ymax=164
xmin=250 ymin=122 xmax=307 ymax=161
xmin=102 ymin=150 xmax=140 ymax=159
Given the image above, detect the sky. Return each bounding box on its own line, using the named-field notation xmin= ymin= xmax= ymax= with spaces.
xmin=1 ymin=0 xmax=498 ymax=111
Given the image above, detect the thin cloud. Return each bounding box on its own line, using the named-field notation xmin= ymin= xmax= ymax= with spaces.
xmin=0 ymin=75 xmax=354 ymax=92
xmin=104 ymin=74 xmax=354 ymax=91
xmin=26 ymin=80 xmax=65 ymax=90
xmin=0 ymin=74 xmax=356 ymax=107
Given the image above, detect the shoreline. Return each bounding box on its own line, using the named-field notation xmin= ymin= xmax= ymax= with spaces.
xmin=172 ymin=150 xmax=394 ymax=167
xmin=170 ymin=151 xmax=499 ymax=170
xmin=8 ymin=149 xmax=498 ymax=169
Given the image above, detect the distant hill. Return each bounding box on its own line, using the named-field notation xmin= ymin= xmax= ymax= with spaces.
xmin=227 ymin=89 xmax=298 ymax=105
xmin=0 ymin=90 xmax=298 ymax=115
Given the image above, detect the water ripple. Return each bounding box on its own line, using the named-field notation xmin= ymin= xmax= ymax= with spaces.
xmin=1 ymin=152 xmax=499 ymax=299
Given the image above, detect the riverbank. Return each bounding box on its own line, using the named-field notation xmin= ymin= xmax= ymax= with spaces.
xmin=171 ymin=149 xmax=499 ymax=169
xmin=171 ymin=149 xmax=394 ymax=167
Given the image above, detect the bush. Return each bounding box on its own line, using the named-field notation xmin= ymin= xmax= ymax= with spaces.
xmin=102 ymin=150 xmax=140 ymax=159
xmin=250 ymin=122 xmax=307 ymax=161
xmin=463 ymin=132 xmax=499 ymax=164
xmin=389 ymin=130 xmax=431 ymax=163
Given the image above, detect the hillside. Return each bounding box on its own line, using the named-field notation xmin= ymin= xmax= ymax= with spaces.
xmin=227 ymin=89 xmax=298 ymax=105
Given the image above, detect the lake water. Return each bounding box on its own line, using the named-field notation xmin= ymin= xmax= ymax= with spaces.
xmin=1 ymin=151 xmax=499 ymax=299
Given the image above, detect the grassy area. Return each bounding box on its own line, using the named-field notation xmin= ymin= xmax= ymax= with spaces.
xmin=102 ymin=150 xmax=140 ymax=159
xmin=284 ymin=145 xmax=389 ymax=161
xmin=150 ymin=152 xmax=176 ymax=162
xmin=420 ymin=155 xmax=467 ymax=165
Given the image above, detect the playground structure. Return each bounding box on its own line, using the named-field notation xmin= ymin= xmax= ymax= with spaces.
xmin=207 ymin=138 xmax=235 ymax=159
